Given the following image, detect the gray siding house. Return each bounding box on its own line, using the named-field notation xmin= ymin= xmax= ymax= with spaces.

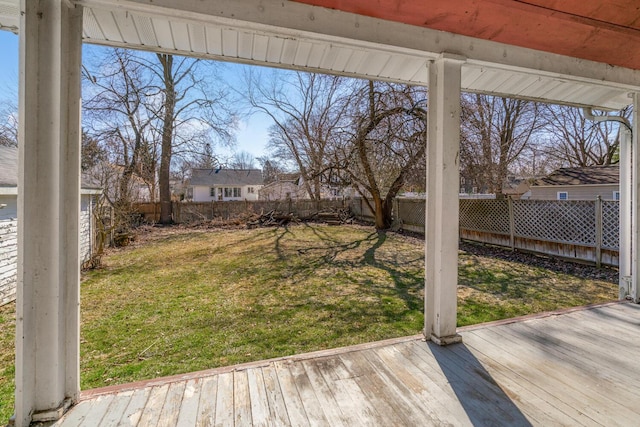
xmin=0 ymin=146 xmax=101 ymax=305
xmin=528 ymin=165 xmax=620 ymax=201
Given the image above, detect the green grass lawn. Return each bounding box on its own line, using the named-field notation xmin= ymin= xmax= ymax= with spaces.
xmin=0 ymin=224 xmax=618 ymax=422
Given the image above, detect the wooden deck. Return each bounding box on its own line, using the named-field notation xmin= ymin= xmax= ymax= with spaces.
xmin=54 ymin=302 xmax=640 ymax=426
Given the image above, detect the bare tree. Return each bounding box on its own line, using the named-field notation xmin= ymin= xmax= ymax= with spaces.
xmin=541 ymin=105 xmax=630 ymax=167
xmin=0 ymin=102 xmax=17 ymax=147
xmin=230 ymin=150 xmax=257 ymax=169
xmin=83 ymin=47 xmax=238 ymax=226
xmin=247 ymin=71 xmax=347 ymax=200
xmin=257 ymin=156 xmax=286 ymax=184
xmin=83 ymin=48 xmax=157 ymax=211
xmin=335 ymin=80 xmax=427 ymax=229
xmin=460 ymin=94 xmax=544 ymax=195
xmin=150 ymin=53 xmax=237 ymax=223
xmin=81 ymin=130 xmax=106 ymax=172
xmin=196 ymin=143 xmax=218 ymax=169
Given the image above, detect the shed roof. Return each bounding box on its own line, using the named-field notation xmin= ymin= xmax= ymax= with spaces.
xmin=535 ymin=165 xmax=620 ymax=186
xmin=0 ymin=145 xmax=102 ymax=191
xmin=190 ymin=169 xmax=264 ymax=186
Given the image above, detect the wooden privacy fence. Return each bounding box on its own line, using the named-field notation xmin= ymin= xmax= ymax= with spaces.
xmin=135 ymin=199 xmax=348 ymax=224
xmin=350 ymin=197 xmax=620 ymax=267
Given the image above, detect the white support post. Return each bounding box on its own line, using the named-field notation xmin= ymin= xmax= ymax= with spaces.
xmin=632 ymin=93 xmax=640 ymax=303
xmin=15 ymin=1 xmax=83 ymax=426
xmin=620 ymin=118 xmax=632 ymax=299
xmin=425 ymin=53 xmax=464 ymax=345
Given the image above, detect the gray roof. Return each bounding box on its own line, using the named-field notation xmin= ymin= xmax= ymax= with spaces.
xmin=190 ymin=168 xmax=263 ymax=186
xmin=0 ymin=145 xmax=18 ymax=187
xmin=535 ymin=165 xmax=619 ymax=186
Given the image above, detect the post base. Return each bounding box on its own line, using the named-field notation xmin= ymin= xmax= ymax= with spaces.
xmin=430 ymin=333 xmax=463 ymax=346
xmin=31 ymin=398 xmax=73 ymax=423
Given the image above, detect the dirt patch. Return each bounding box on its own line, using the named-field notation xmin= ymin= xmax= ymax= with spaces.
xmin=459 ymin=240 xmax=618 ymax=284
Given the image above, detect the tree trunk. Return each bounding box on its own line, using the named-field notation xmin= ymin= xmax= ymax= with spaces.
xmin=158 ymin=54 xmax=175 ymax=225
xmin=373 ymin=197 xmax=394 ymax=229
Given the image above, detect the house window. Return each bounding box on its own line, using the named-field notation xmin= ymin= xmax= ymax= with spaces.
xmin=224 ymin=187 xmax=241 ymax=198
xmin=614 ymin=191 xmax=620 ymax=201
xmin=557 ymin=191 xmax=568 ymax=200
xmin=210 ymin=187 xmax=216 ymax=197
xmin=247 ymin=187 xmax=254 ymax=194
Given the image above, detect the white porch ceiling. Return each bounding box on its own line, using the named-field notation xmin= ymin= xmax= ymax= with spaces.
xmin=0 ymin=0 xmax=638 ymax=110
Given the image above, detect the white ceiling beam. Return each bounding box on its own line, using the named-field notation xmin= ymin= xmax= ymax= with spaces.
xmin=76 ymin=0 xmax=640 ymax=92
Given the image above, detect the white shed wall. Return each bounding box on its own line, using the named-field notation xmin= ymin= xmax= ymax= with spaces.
xmin=0 ymin=217 xmax=17 ymax=305
xmin=0 ymin=195 xmax=17 ymax=220
xmin=0 ymin=193 xmax=95 ymax=306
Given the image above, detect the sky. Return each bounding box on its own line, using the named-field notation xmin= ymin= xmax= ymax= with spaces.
xmin=0 ymin=30 xmax=271 ymax=162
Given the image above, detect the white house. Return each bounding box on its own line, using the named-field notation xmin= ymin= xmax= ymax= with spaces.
xmin=259 ymin=173 xmax=304 ymax=200
xmin=0 ymin=145 xmax=101 ymax=306
xmin=260 ymin=172 xmax=353 ymax=200
xmin=189 ymin=168 xmax=264 ymax=202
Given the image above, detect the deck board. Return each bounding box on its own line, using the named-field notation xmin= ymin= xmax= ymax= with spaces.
xmin=338 ymin=350 xmax=425 ymax=426
xmin=157 ymin=381 xmax=186 ymax=427
xmin=465 ymin=329 xmax=621 ymax=425
xmin=299 ymin=359 xmax=353 ymax=427
xmin=175 ymin=378 xmax=201 ymax=426
xmin=261 ymin=365 xmax=292 ymax=427
xmin=499 ymin=320 xmax=640 ymax=396
xmin=246 ymin=368 xmax=271 ymax=427
xmin=195 ymin=376 xmax=217 ymax=427
xmin=98 ymin=390 xmax=134 ymax=427
xmin=289 ymin=360 xmax=343 ymax=426
xmin=136 ymin=384 xmax=169 ymax=427
xmin=119 ymin=388 xmax=152 ymax=426
xmin=55 ymin=302 xmax=640 ymax=427
xmin=440 ymin=339 xmax=578 ymax=426
xmin=77 ymin=394 xmax=116 ymax=427
xmin=312 ymin=356 xmax=389 ymax=425
xmin=273 ymin=361 xmax=312 ymax=426
xmin=233 ymin=370 xmax=253 ymax=426
xmin=367 ymin=344 xmax=472 ymax=425
xmin=403 ymin=340 xmax=532 ymax=426
xmin=214 ymin=372 xmax=234 ymax=427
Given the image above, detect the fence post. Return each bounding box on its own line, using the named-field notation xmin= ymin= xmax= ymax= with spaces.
xmin=508 ymin=196 xmax=515 ymax=251
xmin=393 ymin=198 xmax=400 ymax=223
xmin=595 ymin=196 xmax=602 ymax=268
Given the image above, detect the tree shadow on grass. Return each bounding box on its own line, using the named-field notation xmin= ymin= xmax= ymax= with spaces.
xmin=287 ymin=225 xmax=424 ymax=317
xmin=362 ymin=230 xmax=423 ymax=312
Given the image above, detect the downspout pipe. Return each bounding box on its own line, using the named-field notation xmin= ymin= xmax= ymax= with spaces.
xmin=583 ymin=107 xmax=632 ymax=132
